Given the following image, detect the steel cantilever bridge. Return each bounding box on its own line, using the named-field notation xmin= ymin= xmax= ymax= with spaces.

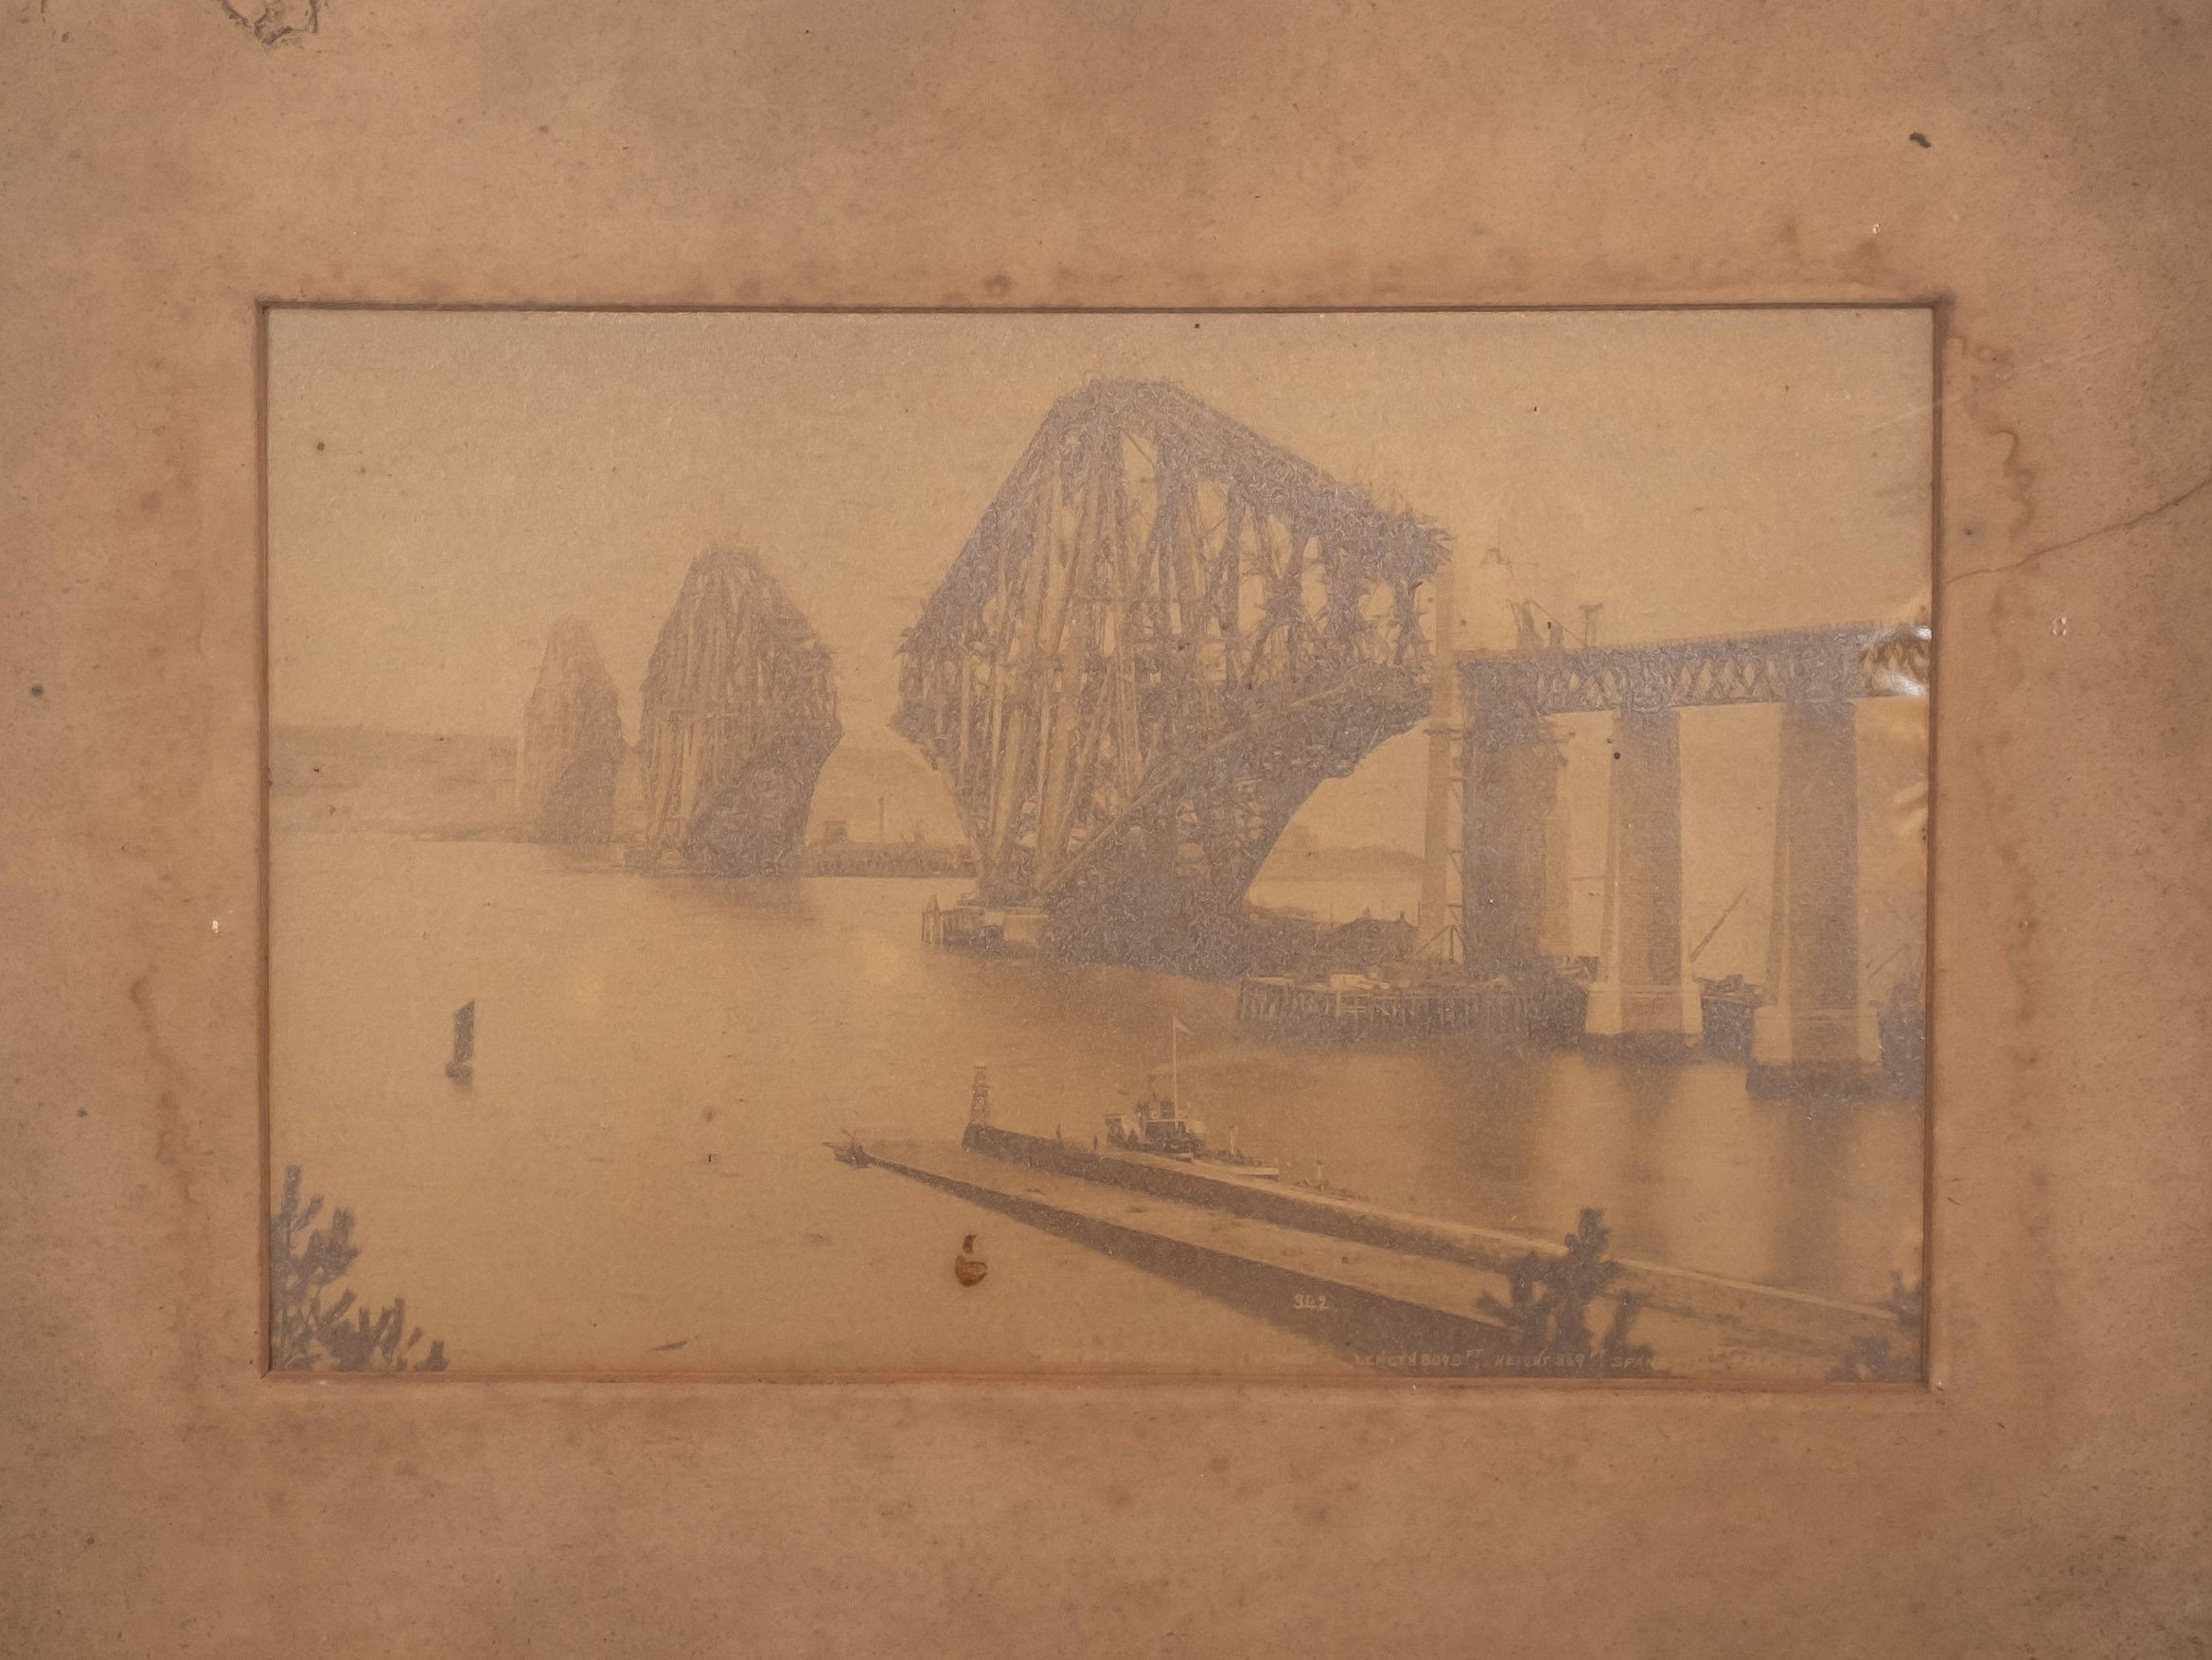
xmin=894 ymin=379 xmax=1446 ymax=970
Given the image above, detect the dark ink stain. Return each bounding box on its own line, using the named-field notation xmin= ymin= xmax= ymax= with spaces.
xmin=314 ymin=441 xmax=324 ymax=451
xmin=649 ymin=1338 xmax=688 ymax=1352
xmin=29 ymin=685 xmax=43 ymax=697
xmin=220 ymin=0 xmax=320 ymax=45
xmin=1909 ymin=132 xmax=1932 ymax=148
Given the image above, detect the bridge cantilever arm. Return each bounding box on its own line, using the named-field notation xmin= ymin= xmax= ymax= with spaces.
xmin=1034 ymin=671 xmax=1418 ymax=906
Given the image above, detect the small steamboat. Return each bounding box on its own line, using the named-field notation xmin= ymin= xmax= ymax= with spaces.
xmin=1104 ymin=1017 xmax=1278 ymax=1177
xmin=1104 ymin=1092 xmax=1279 ymax=1179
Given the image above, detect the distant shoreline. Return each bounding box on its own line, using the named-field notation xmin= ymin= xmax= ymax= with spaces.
xmin=270 ymin=724 xmax=1421 ymax=872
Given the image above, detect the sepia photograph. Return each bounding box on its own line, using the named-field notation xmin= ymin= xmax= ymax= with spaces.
xmin=16 ymin=0 xmax=2212 ymax=1649
xmin=264 ymin=306 xmax=1932 ymax=1382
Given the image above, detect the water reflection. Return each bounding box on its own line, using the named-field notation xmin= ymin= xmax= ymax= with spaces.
xmin=272 ymin=836 xmax=1924 ymax=1371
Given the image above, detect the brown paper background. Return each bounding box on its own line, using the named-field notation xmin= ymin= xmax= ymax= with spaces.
xmin=3 ymin=1 xmax=2205 ymax=1652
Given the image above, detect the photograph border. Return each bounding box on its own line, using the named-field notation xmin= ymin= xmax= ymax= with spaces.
xmin=255 ymin=298 xmax=1944 ymax=1393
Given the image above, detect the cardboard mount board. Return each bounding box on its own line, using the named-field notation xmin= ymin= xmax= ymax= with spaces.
xmin=3 ymin=2 xmax=2207 ymax=1654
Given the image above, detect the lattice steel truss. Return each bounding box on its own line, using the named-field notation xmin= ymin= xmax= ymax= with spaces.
xmin=639 ymin=548 xmax=841 ymax=874
xmin=894 ymin=380 xmax=1446 ymax=945
xmin=1464 ymin=622 xmax=1931 ymax=715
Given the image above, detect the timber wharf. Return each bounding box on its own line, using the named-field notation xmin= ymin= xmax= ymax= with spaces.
xmin=920 ymin=896 xmax=1048 ymax=955
xmin=1234 ymin=974 xmax=1526 ymax=1041
xmin=1234 ymin=971 xmax=1588 ymax=1044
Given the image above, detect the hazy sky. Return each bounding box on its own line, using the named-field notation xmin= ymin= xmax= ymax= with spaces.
xmin=267 ymin=307 xmax=1931 ymax=912
xmin=269 ymin=307 xmax=1929 ymax=721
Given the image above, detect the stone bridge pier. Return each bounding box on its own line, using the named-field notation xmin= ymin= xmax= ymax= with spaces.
xmin=1750 ymin=691 xmax=1876 ymax=1084
xmin=1458 ymin=623 xmax=1927 ymax=1086
xmin=1460 ymin=663 xmax=1564 ymax=976
xmin=1584 ymin=699 xmax=1703 ymax=1043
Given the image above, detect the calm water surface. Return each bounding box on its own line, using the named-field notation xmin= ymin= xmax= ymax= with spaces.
xmin=271 ymin=836 xmax=1922 ymax=1372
